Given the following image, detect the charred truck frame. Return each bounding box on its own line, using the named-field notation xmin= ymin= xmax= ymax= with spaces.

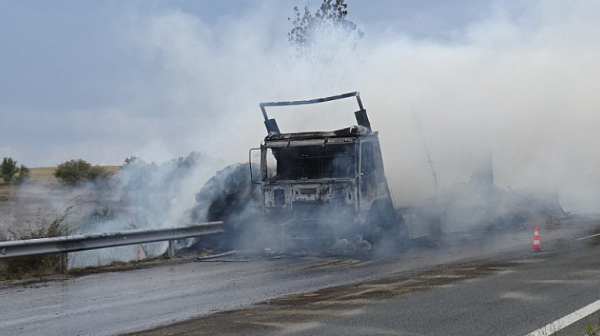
xmin=250 ymin=92 xmax=407 ymax=250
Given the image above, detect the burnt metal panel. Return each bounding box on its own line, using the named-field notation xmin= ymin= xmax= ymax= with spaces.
xmin=265 ymin=126 xmax=369 ymax=141
xmin=264 ymin=118 xmax=280 ymax=134
xmin=354 ymin=109 xmax=371 ymax=131
xmin=259 ymin=92 xmax=365 ymax=135
xmin=260 ymin=91 xmax=361 ymax=111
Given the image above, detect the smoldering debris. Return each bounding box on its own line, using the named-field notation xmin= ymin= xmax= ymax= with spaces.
xmin=184 ymin=149 xmax=569 ymax=258
xmin=326 ymin=235 xmax=372 ymax=256
xmin=399 ymin=153 xmax=568 ymax=241
xmin=185 ymin=163 xmax=263 ymax=252
xmin=195 ymin=251 xmax=250 ymax=262
xmin=189 ymin=163 xmax=260 ymax=225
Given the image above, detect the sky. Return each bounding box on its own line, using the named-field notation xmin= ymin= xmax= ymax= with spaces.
xmin=0 ymin=0 xmax=499 ymax=167
xmin=1 ymin=0 xmax=599 ymax=210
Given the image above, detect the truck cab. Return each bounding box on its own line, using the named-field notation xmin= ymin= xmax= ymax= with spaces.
xmin=251 ymin=92 xmax=405 ymax=248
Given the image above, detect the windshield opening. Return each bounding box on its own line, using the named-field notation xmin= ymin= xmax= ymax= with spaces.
xmin=265 ymin=144 xmax=356 ymax=180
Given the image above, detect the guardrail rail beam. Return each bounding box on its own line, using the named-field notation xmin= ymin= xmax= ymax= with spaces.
xmin=0 ymin=221 xmax=224 ymax=259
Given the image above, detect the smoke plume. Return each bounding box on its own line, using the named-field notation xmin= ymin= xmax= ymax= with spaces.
xmin=126 ymin=1 xmax=600 ymax=214
xmin=4 ymin=1 xmax=600 ymax=262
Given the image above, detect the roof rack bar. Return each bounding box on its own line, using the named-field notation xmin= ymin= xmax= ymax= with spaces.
xmin=259 ymin=91 xmax=361 ymax=121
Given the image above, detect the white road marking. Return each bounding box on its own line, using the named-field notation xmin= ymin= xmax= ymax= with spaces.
xmin=525 ymin=298 xmax=600 ymax=336
xmin=575 ymin=233 xmax=600 ymax=241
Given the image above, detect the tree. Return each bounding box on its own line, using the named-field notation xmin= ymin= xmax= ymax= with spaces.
xmin=288 ymin=0 xmax=363 ymax=55
xmin=54 ymin=159 xmax=113 ymax=185
xmin=54 ymin=159 xmax=92 ymax=185
xmin=15 ymin=165 xmax=30 ymax=184
xmin=87 ymin=165 xmax=113 ymax=182
xmin=0 ymin=157 xmax=29 ymax=184
xmin=123 ymin=156 xmax=139 ymax=166
xmin=1 ymin=157 xmax=19 ymax=183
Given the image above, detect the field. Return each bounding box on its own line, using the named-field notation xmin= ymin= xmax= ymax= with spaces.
xmin=0 ymin=166 xmax=121 ymax=234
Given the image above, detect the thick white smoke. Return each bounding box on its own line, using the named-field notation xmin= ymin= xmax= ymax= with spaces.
xmin=125 ymin=1 xmax=600 ymax=213
xmin=2 ymin=1 xmax=598 ymax=266
xmin=67 ymin=153 xmax=218 ymax=267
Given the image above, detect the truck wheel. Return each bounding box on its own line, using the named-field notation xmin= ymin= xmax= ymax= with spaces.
xmin=364 ymin=212 xmax=386 ymax=245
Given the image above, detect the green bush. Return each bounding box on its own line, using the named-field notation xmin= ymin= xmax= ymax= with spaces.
xmin=0 ymin=157 xmax=29 ymax=184
xmin=87 ymin=165 xmax=113 ymax=182
xmin=54 ymin=159 xmax=113 ymax=185
xmin=16 ymin=165 xmax=30 ymax=184
xmin=54 ymin=159 xmax=91 ymax=184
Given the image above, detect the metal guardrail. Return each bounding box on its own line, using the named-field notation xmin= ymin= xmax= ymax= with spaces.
xmin=0 ymin=221 xmax=224 ymax=259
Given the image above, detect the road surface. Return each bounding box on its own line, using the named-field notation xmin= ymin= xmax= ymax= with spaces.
xmin=130 ymin=235 xmax=600 ymax=335
xmin=0 ymin=221 xmax=598 ymax=335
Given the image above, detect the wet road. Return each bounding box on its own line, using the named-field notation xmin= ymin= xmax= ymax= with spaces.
xmin=0 ymin=225 xmax=591 ymax=336
xmin=199 ymin=241 xmax=600 ymax=336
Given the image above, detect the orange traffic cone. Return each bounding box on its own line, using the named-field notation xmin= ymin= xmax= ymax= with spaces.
xmin=532 ymin=227 xmax=541 ymax=251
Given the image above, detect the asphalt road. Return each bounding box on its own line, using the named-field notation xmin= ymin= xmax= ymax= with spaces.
xmin=259 ymin=244 xmax=600 ymax=336
xmin=0 ymin=222 xmax=597 ymax=336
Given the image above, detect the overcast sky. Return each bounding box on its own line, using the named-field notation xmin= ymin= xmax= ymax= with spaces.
xmin=1 ymin=0 xmax=599 ymax=209
xmin=0 ymin=0 xmax=503 ymax=167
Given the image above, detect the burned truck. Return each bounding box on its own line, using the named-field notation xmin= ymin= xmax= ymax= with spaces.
xmin=250 ymin=92 xmax=408 ymax=250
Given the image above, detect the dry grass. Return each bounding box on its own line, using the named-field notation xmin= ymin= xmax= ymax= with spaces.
xmin=28 ymin=167 xmax=59 ymax=183
xmin=0 ymin=165 xmax=123 ymax=226
xmin=0 ymin=208 xmax=73 ymax=280
xmin=0 ymin=166 xmax=120 ymax=279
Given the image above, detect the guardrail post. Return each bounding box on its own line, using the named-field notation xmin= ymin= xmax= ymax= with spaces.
xmin=60 ymin=253 xmax=67 ymax=273
xmin=168 ymin=240 xmax=175 ymax=258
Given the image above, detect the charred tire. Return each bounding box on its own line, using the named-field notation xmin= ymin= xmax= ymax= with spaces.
xmin=364 ymin=212 xmax=387 ymax=245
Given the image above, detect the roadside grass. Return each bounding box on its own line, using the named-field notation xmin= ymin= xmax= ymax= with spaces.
xmin=585 ymin=322 xmax=596 ymax=335
xmin=0 ymin=208 xmax=159 ymax=280
xmin=27 ymin=167 xmax=59 ymax=183
xmin=0 ymin=208 xmax=73 ymax=280
xmin=0 ymin=168 xmax=121 ymax=280
xmin=0 ymin=165 xmax=162 ymax=281
xmin=0 ymin=211 xmax=165 ymax=281
xmin=584 ymin=316 xmax=600 ymax=336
